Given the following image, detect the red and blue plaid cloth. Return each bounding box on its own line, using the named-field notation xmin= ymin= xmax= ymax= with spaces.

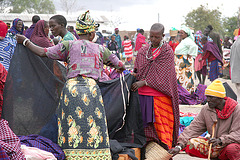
xmin=0 ymin=144 xmax=10 ymax=160
xmin=0 ymin=119 xmax=25 ymax=159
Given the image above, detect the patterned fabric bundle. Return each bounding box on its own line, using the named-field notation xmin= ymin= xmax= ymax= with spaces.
xmin=185 ymin=137 xmax=223 ymax=159
xmin=76 ymin=10 xmax=99 ymax=35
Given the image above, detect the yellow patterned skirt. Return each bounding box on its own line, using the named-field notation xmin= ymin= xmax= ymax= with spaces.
xmin=57 ymin=76 xmax=111 ymax=159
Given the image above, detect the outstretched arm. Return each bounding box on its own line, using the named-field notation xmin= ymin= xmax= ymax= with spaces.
xmin=102 ymin=47 xmax=125 ymax=72
xmin=16 ymin=34 xmax=47 ymax=57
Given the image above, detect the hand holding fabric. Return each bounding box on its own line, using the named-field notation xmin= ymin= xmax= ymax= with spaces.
xmin=131 ymin=80 xmax=146 ymax=92
xmin=16 ymin=34 xmax=27 ymax=44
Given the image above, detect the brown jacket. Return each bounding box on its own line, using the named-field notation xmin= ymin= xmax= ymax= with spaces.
xmin=178 ymin=103 xmax=240 ymax=148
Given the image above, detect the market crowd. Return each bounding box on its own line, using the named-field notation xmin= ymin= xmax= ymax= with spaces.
xmin=0 ymin=10 xmax=240 ymax=160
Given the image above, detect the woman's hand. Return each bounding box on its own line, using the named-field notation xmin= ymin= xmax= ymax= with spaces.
xmin=16 ymin=34 xmax=27 ymax=44
xmin=199 ymin=58 xmax=202 ymax=62
xmin=131 ymin=80 xmax=146 ymax=92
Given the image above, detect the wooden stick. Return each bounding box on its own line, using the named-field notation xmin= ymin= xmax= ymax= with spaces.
xmin=208 ymin=120 xmax=217 ymax=160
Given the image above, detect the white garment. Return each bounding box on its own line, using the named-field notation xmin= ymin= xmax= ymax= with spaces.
xmin=235 ymin=83 xmax=240 ymax=104
xmin=21 ymin=145 xmax=57 ymax=160
xmin=133 ymin=32 xmax=138 ymax=44
xmin=230 ymin=36 xmax=240 ymax=83
xmin=175 ymin=37 xmax=198 ymax=58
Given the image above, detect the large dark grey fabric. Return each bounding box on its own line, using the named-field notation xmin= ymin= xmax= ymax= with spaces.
xmin=2 ymin=44 xmax=145 ymax=147
xmin=2 ymin=44 xmax=66 ymax=143
xmin=98 ymin=74 xmax=145 ymax=146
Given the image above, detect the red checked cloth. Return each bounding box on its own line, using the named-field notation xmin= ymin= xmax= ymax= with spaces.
xmin=0 ymin=119 xmax=25 ymax=159
xmin=215 ymin=97 xmax=238 ymax=119
xmin=0 ymin=63 xmax=7 ymax=119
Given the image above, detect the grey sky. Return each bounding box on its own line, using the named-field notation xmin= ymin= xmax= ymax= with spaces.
xmin=52 ymin=0 xmax=240 ymax=32
xmin=53 ymin=0 xmax=157 ymax=12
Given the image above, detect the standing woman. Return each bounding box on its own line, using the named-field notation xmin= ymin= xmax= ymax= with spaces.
xmin=6 ymin=18 xmax=24 ymax=39
xmin=131 ymin=23 xmax=179 ymax=151
xmin=194 ymin=31 xmax=213 ymax=85
xmin=30 ymin=20 xmax=54 ymax=48
xmin=16 ymin=11 xmax=125 ymax=159
xmin=175 ymin=26 xmax=198 ymax=93
xmin=194 ymin=30 xmax=207 ymax=85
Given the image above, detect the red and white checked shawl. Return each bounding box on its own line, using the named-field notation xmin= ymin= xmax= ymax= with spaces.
xmin=0 ymin=119 xmax=25 ymax=159
xmin=134 ymin=43 xmax=179 ymax=146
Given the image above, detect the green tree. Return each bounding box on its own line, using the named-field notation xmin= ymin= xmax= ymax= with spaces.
xmin=59 ymin=0 xmax=83 ymax=15
xmin=2 ymin=0 xmax=56 ymax=14
xmin=222 ymin=15 xmax=238 ymax=39
xmin=0 ymin=0 xmax=11 ymax=13
xmin=184 ymin=5 xmax=223 ymax=37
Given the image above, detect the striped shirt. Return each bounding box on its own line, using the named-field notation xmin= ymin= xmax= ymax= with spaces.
xmin=122 ymin=40 xmax=133 ymax=57
xmin=0 ymin=37 xmax=17 ymax=71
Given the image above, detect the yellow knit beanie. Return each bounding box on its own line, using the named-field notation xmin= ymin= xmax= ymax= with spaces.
xmin=205 ymin=79 xmax=226 ymax=98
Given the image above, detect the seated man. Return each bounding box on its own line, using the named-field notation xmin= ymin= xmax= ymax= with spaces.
xmin=169 ymin=79 xmax=240 ymax=159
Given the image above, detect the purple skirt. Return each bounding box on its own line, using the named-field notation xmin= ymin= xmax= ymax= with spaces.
xmin=139 ymin=95 xmax=155 ymax=127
